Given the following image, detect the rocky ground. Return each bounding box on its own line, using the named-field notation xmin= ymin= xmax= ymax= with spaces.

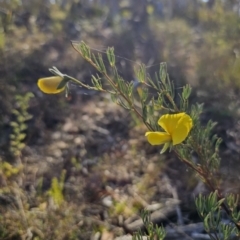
xmin=17 ymin=89 xmax=240 ymax=240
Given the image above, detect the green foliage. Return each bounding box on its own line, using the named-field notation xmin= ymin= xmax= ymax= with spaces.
xmin=48 ymin=170 xmax=66 ymax=207
xmin=110 ymin=201 xmax=135 ymax=217
xmin=49 ymin=41 xmax=240 ymax=238
xmin=197 ymin=2 xmax=240 ymax=89
xmin=226 ymin=194 xmax=240 ymax=226
xmin=133 ymin=211 xmax=166 ymax=240
xmin=9 ymin=92 xmax=34 ymax=157
xmin=195 ymin=191 xmax=239 ymax=239
xmin=0 ymin=27 xmax=5 ymax=49
xmin=3 ymin=1 xmax=240 ymax=239
xmin=0 ymin=167 xmax=85 ymax=239
xmin=0 ymin=161 xmax=20 ymax=177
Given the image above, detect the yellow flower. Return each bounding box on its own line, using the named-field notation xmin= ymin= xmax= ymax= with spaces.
xmin=37 ymin=76 xmax=65 ymax=94
xmin=145 ymin=113 xmax=193 ymax=153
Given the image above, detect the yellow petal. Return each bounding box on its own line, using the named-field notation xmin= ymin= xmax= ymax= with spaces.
xmin=145 ymin=132 xmax=171 ymax=145
xmin=158 ymin=113 xmax=184 ymax=134
xmin=37 ymin=76 xmax=65 ymax=94
xmin=158 ymin=113 xmax=193 ymax=145
xmin=171 ymin=113 xmax=193 ymax=145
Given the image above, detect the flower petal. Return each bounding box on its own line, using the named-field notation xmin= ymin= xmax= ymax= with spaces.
xmin=171 ymin=113 xmax=193 ymax=145
xmin=38 ymin=76 xmax=65 ymax=94
xmin=158 ymin=113 xmax=186 ymax=134
xmin=145 ymin=132 xmax=171 ymax=145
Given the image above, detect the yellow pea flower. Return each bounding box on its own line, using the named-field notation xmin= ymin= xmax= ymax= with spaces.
xmin=145 ymin=113 xmax=193 ymax=153
xmin=37 ymin=76 xmax=65 ymax=94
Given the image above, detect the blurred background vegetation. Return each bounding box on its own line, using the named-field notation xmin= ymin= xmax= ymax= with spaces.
xmin=1 ymin=0 xmax=240 ymax=239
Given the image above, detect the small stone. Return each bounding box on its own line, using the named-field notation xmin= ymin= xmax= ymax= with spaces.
xmin=62 ymin=120 xmax=78 ymax=133
xmin=102 ymin=195 xmax=113 ymax=207
xmin=51 ymin=131 xmax=61 ymax=140
xmin=91 ymin=232 xmax=101 ymax=240
xmin=101 ymin=230 xmax=114 ymax=240
xmin=74 ymin=136 xmax=83 ymax=145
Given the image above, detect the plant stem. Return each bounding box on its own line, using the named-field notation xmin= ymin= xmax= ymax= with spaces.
xmin=65 ymin=75 xmax=100 ymax=91
xmin=174 ymin=149 xmax=240 ymax=232
xmin=72 ymin=43 xmax=153 ymax=130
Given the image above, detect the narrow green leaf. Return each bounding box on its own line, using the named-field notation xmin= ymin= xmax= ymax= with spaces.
xmin=159 ymin=62 xmax=167 ymax=83
xmin=57 ymin=78 xmax=69 ymax=89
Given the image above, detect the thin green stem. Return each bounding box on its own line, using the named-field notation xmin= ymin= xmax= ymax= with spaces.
xmin=208 ymin=233 xmax=217 ymax=240
xmin=65 ymin=75 xmax=99 ymax=91
xmin=66 ymin=74 xmax=116 ymax=94
xmin=103 ymin=70 xmax=153 ymax=129
xmin=73 ymin=44 xmax=153 ymax=130
xmin=164 ymin=91 xmax=180 ymax=112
